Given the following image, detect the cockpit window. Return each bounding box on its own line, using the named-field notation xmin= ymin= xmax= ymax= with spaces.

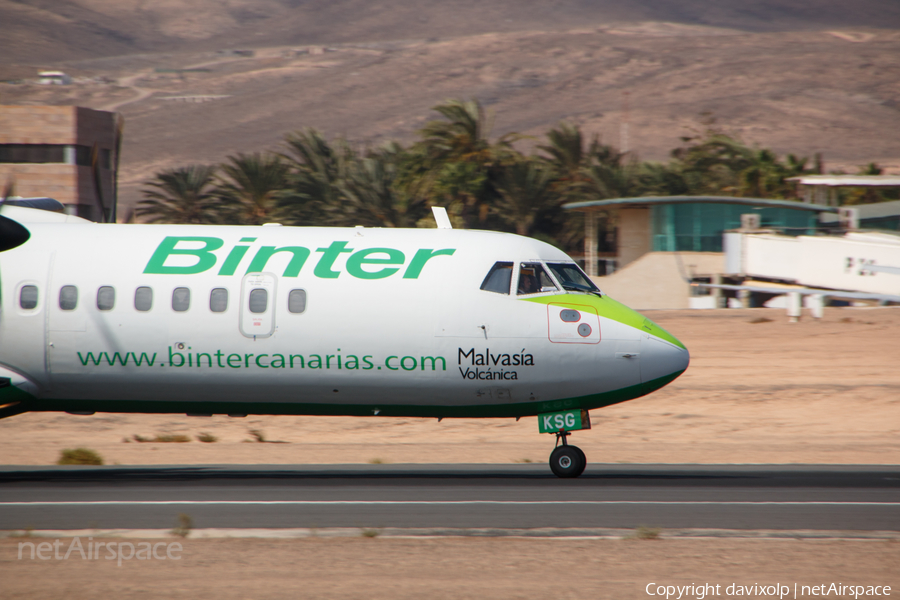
xmin=480 ymin=262 xmax=513 ymax=295
xmin=517 ymin=263 xmax=558 ymax=295
xmin=547 ymin=262 xmax=601 ymax=294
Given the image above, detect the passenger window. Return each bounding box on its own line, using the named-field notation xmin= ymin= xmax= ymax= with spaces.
xmin=248 ymin=288 xmax=268 ymax=314
xmin=134 ymin=287 xmax=153 ymax=312
xmin=59 ymin=285 xmax=78 ymax=311
xmin=210 ymin=288 xmax=228 ymax=313
xmin=288 ymin=289 xmax=307 ymax=314
xmin=97 ymin=286 xmax=115 ymax=311
xmin=172 ymin=287 xmax=190 ymax=312
xmin=517 ymin=263 xmax=558 ymax=296
xmin=480 ymin=262 xmax=513 ymax=295
xmin=19 ymin=285 xmax=38 ymax=309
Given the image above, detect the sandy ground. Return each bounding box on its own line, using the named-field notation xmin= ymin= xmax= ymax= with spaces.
xmin=2 ymin=307 xmax=898 ymax=467
xmin=3 ymin=537 xmax=898 ymax=600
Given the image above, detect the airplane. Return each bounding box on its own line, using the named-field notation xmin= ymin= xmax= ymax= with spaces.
xmin=0 ymin=203 xmax=689 ymax=478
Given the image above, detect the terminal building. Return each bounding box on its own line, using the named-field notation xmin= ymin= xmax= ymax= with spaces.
xmin=565 ymin=191 xmax=900 ymax=310
xmin=0 ymin=105 xmax=120 ymax=222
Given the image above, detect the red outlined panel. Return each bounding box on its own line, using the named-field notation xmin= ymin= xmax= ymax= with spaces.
xmin=547 ymin=303 xmax=601 ymax=344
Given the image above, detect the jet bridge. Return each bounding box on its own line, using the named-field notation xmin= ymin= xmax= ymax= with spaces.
xmin=723 ymin=230 xmax=900 ymax=298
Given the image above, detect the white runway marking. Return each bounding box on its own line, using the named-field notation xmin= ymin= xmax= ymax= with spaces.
xmin=2 ymin=501 xmax=898 ymax=506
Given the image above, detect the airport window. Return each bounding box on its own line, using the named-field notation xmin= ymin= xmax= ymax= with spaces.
xmin=248 ymin=289 xmax=268 ymax=314
xmin=134 ymin=286 xmax=153 ymax=312
xmin=172 ymin=287 xmax=190 ymax=312
xmin=19 ymin=285 xmax=38 ymax=310
xmin=59 ymin=285 xmax=78 ymax=311
xmin=97 ymin=286 xmax=115 ymax=311
xmin=0 ymin=143 xmax=106 ymax=167
xmin=0 ymin=144 xmax=64 ymax=164
xmin=480 ymin=262 xmax=513 ymax=295
xmin=288 ymin=289 xmax=307 ymax=314
xmin=546 ymin=262 xmax=600 ymax=294
xmin=210 ymin=288 xmax=228 ymax=313
xmin=517 ymin=263 xmax=558 ymax=296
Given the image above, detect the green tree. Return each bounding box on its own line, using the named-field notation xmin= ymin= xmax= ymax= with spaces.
xmin=215 ymin=153 xmax=291 ymax=225
xmin=337 ymin=144 xmax=431 ymax=228
xmin=672 ymin=133 xmax=755 ymax=195
xmin=279 ymin=129 xmax=354 ymax=226
xmin=843 ymin=163 xmax=895 ymax=205
xmin=540 ymin=123 xmax=591 ymax=178
xmin=492 ymin=159 xmax=557 ymax=237
xmin=136 ymin=165 xmax=219 ymax=224
xmin=670 ymin=131 xmax=813 ymax=199
xmin=414 ymin=98 xmax=521 ymax=228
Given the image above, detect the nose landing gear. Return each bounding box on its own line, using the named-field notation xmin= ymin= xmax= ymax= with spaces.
xmin=549 ymin=430 xmax=586 ymax=478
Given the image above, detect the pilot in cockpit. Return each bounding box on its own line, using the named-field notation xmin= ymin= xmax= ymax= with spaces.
xmin=517 ymin=271 xmax=539 ymax=295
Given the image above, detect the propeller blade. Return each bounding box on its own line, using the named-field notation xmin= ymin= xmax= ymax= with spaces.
xmin=1 ymin=178 xmax=14 ymax=208
xmin=0 ymin=177 xmax=30 ymax=252
xmin=113 ymin=114 xmax=124 ymax=223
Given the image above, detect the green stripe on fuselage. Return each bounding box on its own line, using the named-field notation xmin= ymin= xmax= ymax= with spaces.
xmin=15 ymin=371 xmax=684 ymax=419
xmin=522 ymin=293 xmax=686 ymax=349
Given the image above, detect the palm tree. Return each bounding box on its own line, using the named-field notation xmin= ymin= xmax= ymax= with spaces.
xmin=672 ymin=133 xmax=756 ymax=195
xmin=415 ymin=98 xmax=521 ymax=228
xmin=136 ymin=165 xmax=219 ymax=224
xmin=336 ymin=144 xmax=431 ymax=228
xmin=492 ymin=160 xmax=557 ymax=237
xmin=844 ymin=162 xmax=890 ymax=205
xmin=279 ymin=129 xmax=354 ymax=226
xmin=215 ymin=153 xmax=291 ymax=225
xmin=540 ymin=123 xmax=601 ymax=177
xmin=738 ymin=149 xmax=789 ymax=198
xmin=418 ymin=99 xmax=495 ymax=162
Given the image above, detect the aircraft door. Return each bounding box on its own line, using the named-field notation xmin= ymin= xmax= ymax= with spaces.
xmin=240 ymin=273 xmax=277 ymax=338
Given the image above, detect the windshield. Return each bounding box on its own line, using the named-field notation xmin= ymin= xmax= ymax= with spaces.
xmin=517 ymin=263 xmax=558 ymax=295
xmin=546 ymin=262 xmax=601 ymax=295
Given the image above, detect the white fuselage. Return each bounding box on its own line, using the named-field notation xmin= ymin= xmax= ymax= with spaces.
xmin=0 ymin=213 xmax=689 ymax=418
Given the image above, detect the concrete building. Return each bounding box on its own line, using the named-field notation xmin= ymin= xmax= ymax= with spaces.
xmin=564 ymin=196 xmax=834 ymax=309
xmin=0 ymin=105 xmax=120 ymax=222
xmin=566 ymin=196 xmax=832 ymax=274
xmin=787 ymin=174 xmax=900 ymax=206
xmin=565 ymin=194 xmax=900 ymax=309
xmin=822 ymin=199 xmax=900 ymax=231
xmin=37 ymin=71 xmax=72 ymax=85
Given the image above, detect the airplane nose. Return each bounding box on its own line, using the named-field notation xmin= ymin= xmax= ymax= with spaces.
xmin=640 ymin=335 xmax=690 ymax=388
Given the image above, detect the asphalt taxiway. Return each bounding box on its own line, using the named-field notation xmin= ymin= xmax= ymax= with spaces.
xmin=1 ymin=464 xmax=897 ymax=531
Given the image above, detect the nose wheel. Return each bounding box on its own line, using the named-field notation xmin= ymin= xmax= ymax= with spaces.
xmin=549 ymin=430 xmax=586 ymax=478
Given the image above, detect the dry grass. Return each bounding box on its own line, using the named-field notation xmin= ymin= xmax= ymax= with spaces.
xmin=133 ymin=434 xmax=191 ymax=443
xmin=170 ymin=514 xmax=193 ymax=538
xmin=56 ymin=448 xmax=103 ymax=465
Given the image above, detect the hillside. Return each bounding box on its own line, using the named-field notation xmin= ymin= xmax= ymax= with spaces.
xmin=4 ymin=0 xmax=900 ymax=64
xmin=2 ymin=1 xmax=899 ymax=215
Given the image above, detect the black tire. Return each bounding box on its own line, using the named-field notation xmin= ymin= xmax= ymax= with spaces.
xmin=549 ymin=445 xmax=585 ymax=478
xmin=572 ymin=446 xmax=587 ymax=477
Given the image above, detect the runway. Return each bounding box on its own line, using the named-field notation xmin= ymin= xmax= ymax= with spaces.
xmin=1 ymin=464 xmax=898 ymax=531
